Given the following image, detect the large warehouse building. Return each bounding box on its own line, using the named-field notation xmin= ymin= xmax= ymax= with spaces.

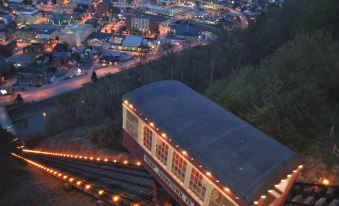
xmin=122 ymin=80 xmax=302 ymax=206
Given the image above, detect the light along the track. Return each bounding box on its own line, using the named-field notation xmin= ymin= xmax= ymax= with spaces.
xmin=11 ymin=153 xmax=142 ymax=205
xmin=22 ymin=149 xmax=142 ymax=167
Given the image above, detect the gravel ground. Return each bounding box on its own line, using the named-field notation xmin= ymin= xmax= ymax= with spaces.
xmin=1 ymin=163 xmax=101 ymax=206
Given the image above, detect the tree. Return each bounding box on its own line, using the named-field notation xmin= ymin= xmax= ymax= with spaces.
xmin=206 ymin=31 xmax=339 ymax=152
xmin=14 ymin=93 xmax=24 ymax=105
xmin=0 ymin=62 xmax=15 ymax=78
xmin=0 ymin=45 xmax=12 ymax=57
xmin=160 ymin=42 xmax=174 ymax=56
xmin=91 ymin=71 xmax=98 ymax=82
xmin=0 ymin=129 xmax=19 ymax=193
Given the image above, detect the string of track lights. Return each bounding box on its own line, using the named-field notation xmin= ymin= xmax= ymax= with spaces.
xmin=22 ymin=149 xmax=142 ymax=167
xmin=10 ymin=153 xmax=135 ymax=205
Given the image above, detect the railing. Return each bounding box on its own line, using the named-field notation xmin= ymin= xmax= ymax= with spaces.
xmin=0 ymin=106 xmax=16 ymax=135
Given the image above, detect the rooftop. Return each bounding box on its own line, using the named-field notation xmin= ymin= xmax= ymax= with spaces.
xmin=122 ymin=35 xmax=144 ymax=47
xmin=21 ymin=24 xmax=62 ymax=34
xmin=123 ymin=80 xmax=301 ymax=204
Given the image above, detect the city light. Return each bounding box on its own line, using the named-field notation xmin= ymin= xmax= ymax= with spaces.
xmin=321 ymin=178 xmax=330 ymax=186
xmin=98 ymin=190 xmax=104 ymax=195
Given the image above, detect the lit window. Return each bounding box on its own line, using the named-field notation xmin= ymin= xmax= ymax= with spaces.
xmin=143 ymin=127 xmax=153 ymax=152
xmin=209 ymin=189 xmax=232 ymax=206
xmin=156 ymin=138 xmax=169 ymax=166
xmin=189 ymin=168 xmax=207 ymax=201
xmin=171 ymin=152 xmax=187 ymax=183
xmin=126 ymin=110 xmax=138 ymax=140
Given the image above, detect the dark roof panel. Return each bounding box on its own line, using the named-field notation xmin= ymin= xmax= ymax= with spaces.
xmin=123 ymin=80 xmax=301 ymax=203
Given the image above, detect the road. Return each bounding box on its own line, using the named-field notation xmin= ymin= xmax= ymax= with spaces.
xmin=0 ymin=41 xmax=196 ymax=105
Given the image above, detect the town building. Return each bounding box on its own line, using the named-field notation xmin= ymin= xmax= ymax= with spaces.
xmin=108 ymin=35 xmax=150 ymax=53
xmin=126 ymin=15 xmax=153 ymax=32
xmin=14 ymin=6 xmax=44 ymax=25
xmin=37 ymin=4 xmax=75 ymax=14
xmin=59 ymin=23 xmax=95 ymax=46
xmin=85 ymin=32 xmax=112 ymax=47
xmin=167 ymin=22 xmax=202 ymax=41
xmin=122 ymin=81 xmax=302 ymax=206
xmin=0 ymin=18 xmax=16 ymax=42
xmin=16 ymin=24 xmax=62 ymax=43
xmin=45 ymin=12 xmax=74 ymax=26
xmin=16 ymin=66 xmax=56 ymax=86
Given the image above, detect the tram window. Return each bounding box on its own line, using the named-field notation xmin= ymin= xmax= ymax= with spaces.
xmin=171 ymin=152 xmax=187 ymax=183
xmin=209 ymin=189 xmax=233 ymax=206
xmin=143 ymin=127 xmax=153 ymax=152
xmin=189 ymin=168 xmax=207 ymax=201
xmin=156 ymin=138 xmax=169 ymax=166
xmin=126 ymin=110 xmax=138 ymax=140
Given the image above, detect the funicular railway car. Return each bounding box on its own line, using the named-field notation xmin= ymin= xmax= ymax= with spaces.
xmin=122 ymin=80 xmax=302 ymax=206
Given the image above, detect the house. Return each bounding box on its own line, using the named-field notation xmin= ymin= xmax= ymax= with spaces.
xmin=23 ymin=43 xmax=45 ymax=54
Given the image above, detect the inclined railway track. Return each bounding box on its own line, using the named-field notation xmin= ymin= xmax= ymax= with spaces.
xmin=21 ymin=152 xmax=155 ymax=205
xmin=18 ymin=150 xmax=339 ymax=206
xmin=286 ymin=182 xmax=339 ymax=206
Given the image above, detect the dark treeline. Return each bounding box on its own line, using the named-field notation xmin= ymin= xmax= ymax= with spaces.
xmin=45 ymin=0 xmax=339 ymax=170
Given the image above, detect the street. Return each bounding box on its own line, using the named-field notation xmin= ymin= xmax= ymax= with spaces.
xmin=0 ymin=41 xmax=195 ymax=105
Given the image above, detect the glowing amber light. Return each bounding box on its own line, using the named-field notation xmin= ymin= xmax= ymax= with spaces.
xmin=124 ymin=100 xmax=129 ymax=104
xmin=224 ymin=187 xmax=230 ymax=192
xmin=98 ymin=190 xmax=104 ymax=195
xmin=76 ymin=181 xmax=82 ymax=186
xmin=113 ymin=160 xmax=117 ymax=163
xmin=182 ymin=151 xmax=187 ymax=155
xmin=136 ymin=161 xmax=141 ymax=166
xmin=63 ymin=175 xmax=68 ymax=179
xmin=206 ymin=172 xmax=212 ymax=177
xmin=90 ymin=157 xmax=94 ymax=160
xmin=104 ymin=158 xmax=108 ymax=162
xmin=322 ymin=179 xmax=330 ymax=186
xmin=96 ymin=157 xmax=101 ymax=161
xmin=85 ymin=185 xmax=91 ymax=190
xmin=123 ymin=160 xmax=128 ymax=165
xmin=161 ymin=133 xmax=167 ymax=138
xmin=112 ymin=195 xmax=120 ymax=202
xmin=149 ymin=122 xmax=154 ymax=127
xmin=298 ymin=165 xmax=303 ymax=169
xmin=69 ymin=178 xmax=74 ymax=182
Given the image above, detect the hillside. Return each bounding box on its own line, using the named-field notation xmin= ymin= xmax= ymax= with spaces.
xmin=39 ymin=0 xmax=339 ymax=183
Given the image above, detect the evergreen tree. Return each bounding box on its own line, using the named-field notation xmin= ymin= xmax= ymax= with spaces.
xmin=91 ymin=71 xmax=98 ymax=82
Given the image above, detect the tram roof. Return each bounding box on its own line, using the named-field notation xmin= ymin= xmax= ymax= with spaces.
xmin=123 ymin=80 xmax=301 ymax=203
